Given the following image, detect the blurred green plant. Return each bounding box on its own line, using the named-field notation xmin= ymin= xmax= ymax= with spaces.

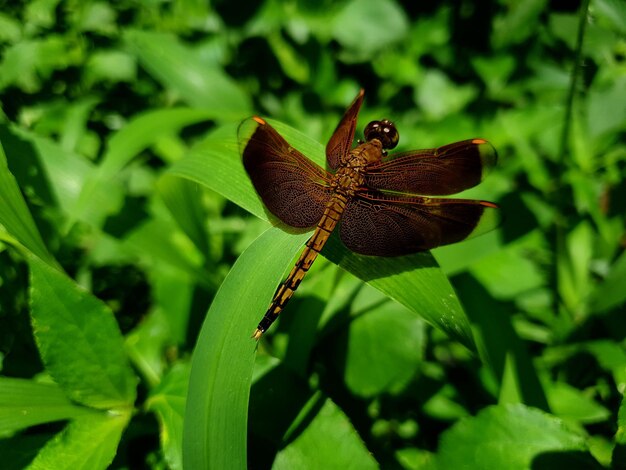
xmin=0 ymin=0 xmax=625 ymax=469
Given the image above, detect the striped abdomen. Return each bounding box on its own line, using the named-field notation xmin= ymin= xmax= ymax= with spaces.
xmin=252 ymin=194 xmax=348 ymax=339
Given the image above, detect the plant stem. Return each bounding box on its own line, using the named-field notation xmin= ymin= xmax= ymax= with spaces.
xmin=553 ymin=0 xmax=591 ymax=318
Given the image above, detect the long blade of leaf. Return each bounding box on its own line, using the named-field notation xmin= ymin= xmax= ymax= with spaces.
xmin=183 ymin=226 xmax=309 ymax=469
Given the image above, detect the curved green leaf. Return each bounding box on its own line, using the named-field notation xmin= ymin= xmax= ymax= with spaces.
xmin=330 ymin=288 xmax=425 ymax=397
xmin=183 ymin=227 xmax=309 ymax=469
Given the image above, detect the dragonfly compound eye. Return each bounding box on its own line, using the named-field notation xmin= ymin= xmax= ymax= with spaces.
xmin=364 ymin=120 xmax=399 ymax=150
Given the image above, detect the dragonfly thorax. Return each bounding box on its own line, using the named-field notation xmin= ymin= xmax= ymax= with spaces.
xmin=332 ymin=166 xmax=366 ymax=195
xmin=346 ymin=140 xmax=385 ymax=166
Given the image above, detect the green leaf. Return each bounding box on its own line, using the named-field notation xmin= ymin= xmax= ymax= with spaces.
xmin=416 ymin=70 xmax=478 ymax=121
xmin=436 ymin=404 xmax=590 ymax=469
xmin=330 ymin=287 xmax=425 ymax=397
xmin=267 ymin=31 xmax=310 ymax=84
xmin=0 ymin=136 xmax=57 ymax=267
xmin=470 ymin=231 xmax=546 ymax=300
xmin=589 ymin=250 xmax=626 ymax=314
xmin=332 ymin=0 xmax=409 ymax=61
xmin=273 ymin=396 xmax=378 ymax=469
xmin=547 ymin=382 xmax=611 ymax=424
xmin=85 ymin=50 xmax=137 ymax=86
xmin=0 ymin=124 xmax=97 ymax=224
xmin=169 ymin=121 xmax=476 ymax=349
xmin=558 ymin=220 xmax=593 ymax=314
xmin=27 ymin=412 xmax=130 ymax=470
xmin=70 ymin=108 xmax=218 ymax=228
xmin=157 ymin=175 xmax=210 ymax=257
xmin=492 ymin=0 xmax=548 ymax=48
xmin=28 ymin=255 xmax=137 ymax=409
xmin=614 ymin=396 xmax=626 ymax=464
xmin=146 ymin=363 xmax=190 ymax=470
xmin=0 ymin=377 xmax=94 ymax=435
xmin=124 ymin=30 xmax=250 ymax=118
xmin=183 ymin=226 xmax=310 ymax=469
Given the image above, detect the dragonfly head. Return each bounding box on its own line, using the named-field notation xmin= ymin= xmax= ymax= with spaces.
xmin=364 ymin=119 xmax=399 ymax=150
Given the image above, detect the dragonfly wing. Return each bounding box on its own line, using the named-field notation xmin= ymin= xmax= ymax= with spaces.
xmin=240 ymin=117 xmax=333 ymax=228
xmin=365 ymin=139 xmax=497 ymax=195
xmin=325 ymin=89 xmax=365 ymax=170
xmin=339 ymin=192 xmax=499 ymax=256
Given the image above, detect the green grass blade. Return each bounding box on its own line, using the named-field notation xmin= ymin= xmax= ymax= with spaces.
xmin=183 ymin=226 xmax=309 ymax=469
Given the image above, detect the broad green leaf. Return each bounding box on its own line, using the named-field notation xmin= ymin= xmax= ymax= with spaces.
xmin=0 ymin=36 xmax=72 ymax=93
xmin=332 ymin=0 xmax=409 ymax=61
xmin=27 ymin=412 xmax=130 ymax=470
xmin=330 ymin=287 xmax=425 ymax=397
xmin=169 ymin=121 xmax=476 ymax=349
xmin=183 ymin=226 xmax=310 ymax=470
xmin=85 ymin=50 xmax=136 ymax=87
xmin=0 ymin=377 xmax=94 ymax=435
xmin=416 ymin=70 xmax=478 ymax=121
xmin=28 ymin=255 xmax=137 ymax=409
xmin=274 ymin=396 xmax=378 ymax=469
xmin=0 ymin=137 xmax=57 ymax=267
xmin=436 ymin=404 xmax=590 ymax=469
xmin=547 ymin=382 xmax=611 ymax=424
xmin=470 ymin=230 xmax=546 ymax=300
xmin=146 ymin=363 xmax=190 ymax=470
xmin=124 ymin=30 xmax=250 ymax=118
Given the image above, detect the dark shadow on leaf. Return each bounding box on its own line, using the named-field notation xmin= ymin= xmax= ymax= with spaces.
xmin=531 ymin=450 xmax=603 ymax=469
xmin=0 ymin=432 xmax=55 ymax=469
xmin=0 ymin=125 xmax=56 ymax=207
xmin=248 ymin=363 xmax=315 ymax=470
xmin=322 ymin=231 xmax=439 ymax=281
xmin=498 ymin=191 xmax=538 ymax=244
xmin=453 ymin=272 xmax=550 ymax=411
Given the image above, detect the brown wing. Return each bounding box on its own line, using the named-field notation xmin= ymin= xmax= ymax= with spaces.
xmin=240 ymin=117 xmax=333 ymax=228
xmin=364 ymin=139 xmax=498 ymax=196
xmin=325 ymin=89 xmax=365 ymax=170
xmin=339 ymin=191 xmax=499 ymax=256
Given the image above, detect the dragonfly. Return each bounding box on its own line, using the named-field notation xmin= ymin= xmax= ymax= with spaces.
xmin=240 ymin=89 xmax=499 ymax=340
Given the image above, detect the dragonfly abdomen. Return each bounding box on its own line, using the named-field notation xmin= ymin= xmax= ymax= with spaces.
xmin=252 ymin=194 xmax=348 ymax=340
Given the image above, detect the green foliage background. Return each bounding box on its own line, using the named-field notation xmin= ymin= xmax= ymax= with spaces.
xmin=0 ymin=0 xmax=625 ymax=468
